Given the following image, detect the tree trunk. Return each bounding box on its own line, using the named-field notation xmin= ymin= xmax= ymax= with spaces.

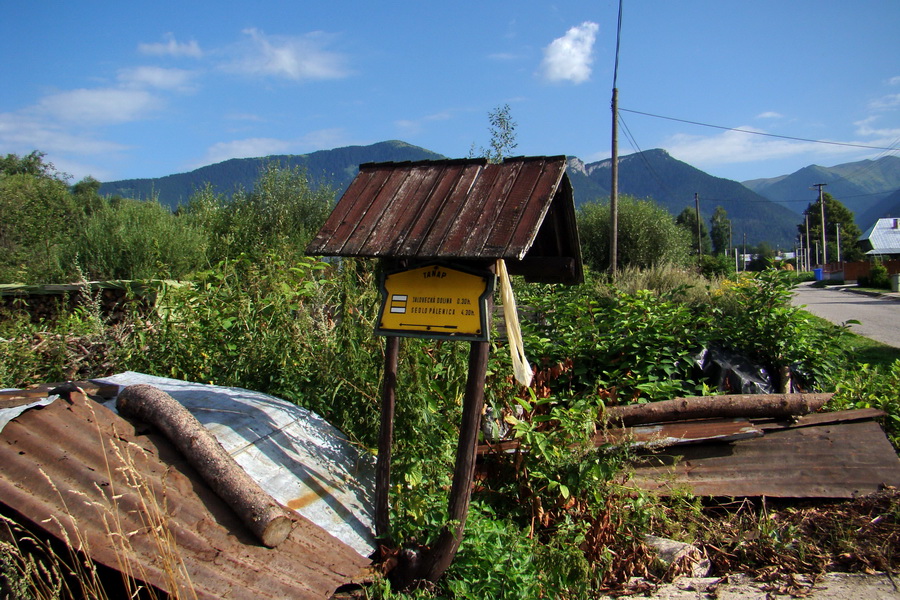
xmin=604 ymin=393 xmax=832 ymax=427
xmin=116 ymin=384 xmax=294 ymax=548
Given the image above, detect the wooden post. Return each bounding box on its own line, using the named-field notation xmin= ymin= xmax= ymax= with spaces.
xmin=421 ymin=338 xmax=491 ymax=582
xmin=375 ymin=335 xmax=400 ymax=543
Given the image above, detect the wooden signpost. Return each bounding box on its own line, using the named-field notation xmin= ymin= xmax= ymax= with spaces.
xmin=306 ymin=157 xmax=582 ymax=586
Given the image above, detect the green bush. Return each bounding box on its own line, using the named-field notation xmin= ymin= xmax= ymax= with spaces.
xmin=866 ymin=262 xmax=891 ymax=289
xmin=518 ymin=277 xmax=710 ymax=403
xmin=64 ymin=198 xmax=208 ymax=280
xmin=712 ymin=269 xmax=851 ymax=391
xmin=829 ymin=361 xmax=900 ymax=449
xmin=578 ymin=196 xmax=692 ymax=272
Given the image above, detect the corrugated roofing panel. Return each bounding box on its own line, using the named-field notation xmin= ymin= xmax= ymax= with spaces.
xmin=863 ymin=218 xmax=900 ymax=255
xmin=630 ymin=419 xmax=900 ymax=498
xmin=307 ymin=156 xmax=570 ymax=262
xmin=0 ymin=389 xmax=370 ymax=600
xmin=96 ymin=372 xmax=376 ymax=557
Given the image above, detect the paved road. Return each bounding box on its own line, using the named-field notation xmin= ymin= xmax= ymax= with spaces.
xmin=791 ymin=282 xmax=900 ymax=348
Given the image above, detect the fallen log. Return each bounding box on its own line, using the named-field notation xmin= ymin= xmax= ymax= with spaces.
xmin=116 ymin=384 xmax=293 ymax=548
xmin=603 ymin=393 xmax=833 ymax=427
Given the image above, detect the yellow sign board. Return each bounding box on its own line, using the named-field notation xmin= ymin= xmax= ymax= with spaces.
xmin=376 ymin=264 xmax=494 ymax=341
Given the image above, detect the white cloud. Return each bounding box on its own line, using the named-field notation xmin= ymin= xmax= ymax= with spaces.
xmin=299 ymin=128 xmax=351 ymax=150
xmin=201 ymin=137 xmax=295 ymax=164
xmin=539 ymin=22 xmax=599 ymax=84
xmin=662 ymin=127 xmax=870 ymax=169
xmin=854 ymin=116 xmax=900 ymax=139
xmin=138 ymin=33 xmax=203 ymax=58
xmin=869 ymin=93 xmax=900 ymax=111
xmin=0 ymin=111 xmax=128 ymax=155
xmin=37 ymin=88 xmax=162 ymax=125
xmin=887 ymin=76 xmax=900 ymax=86
xmin=224 ymin=28 xmax=350 ymax=81
xmin=756 ymin=111 xmax=784 ymax=119
xmin=196 ymin=129 xmax=350 ymax=167
xmin=0 ymin=111 xmax=130 ymax=180
xmin=394 ymin=111 xmax=453 ymax=136
xmin=118 ymin=66 xmax=195 ymax=91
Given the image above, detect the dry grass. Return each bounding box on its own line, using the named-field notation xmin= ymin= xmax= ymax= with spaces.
xmin=0 ymin=400 xmax=197 ymax=600
xmin=662 ymin=490 xmax=900 ymax=577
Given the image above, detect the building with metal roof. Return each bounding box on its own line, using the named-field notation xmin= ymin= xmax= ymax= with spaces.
xmin=860 ymin=217 xmax=900 ymax=256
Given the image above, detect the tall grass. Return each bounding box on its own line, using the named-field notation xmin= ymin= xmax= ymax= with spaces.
xmin=0 ymin=404 xmax=197 ymax=600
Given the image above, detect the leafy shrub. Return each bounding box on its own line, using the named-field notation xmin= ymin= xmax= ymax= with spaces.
xmin=444 ymin=503 xmax=544 ymax=599
xmin=519 ymin=278 xmax=710 ymax=402
xmin=63 ymin=198 xmax=208 ymax=280
xmin=183 ymin=163 xmax=334 ymax=264
xmin=711 ymin=269 xmax=851 ymax=391
xmin=866 ymin=262 xmax=891 ymax=289
xmin=578 ymin=196 xmax=692 ymax=272
xmin=698 ymin=253 xmax=735 ymax=279
xmin=594 ymin=263 xmax=717 ymax=307
xmin=829 ymin=361 xmax=900 ymax=449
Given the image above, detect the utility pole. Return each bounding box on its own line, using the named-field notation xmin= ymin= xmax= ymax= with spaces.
xmin=610 ymin=87 xmax=619 ymax=276
xmin=742 ymin=232 xmax=747 ymax=272
xmin=609 ymin=0 xmax=623 ymax=277
xmin=812 ymin=183 xmax=828 ymax=266
xmin=694 ymin=193 xmax=702 ymax=257
xmin=836 ymin=223 xmax=842 ymax=264
xmin=804 ymin=213 xmax=811 ymax=271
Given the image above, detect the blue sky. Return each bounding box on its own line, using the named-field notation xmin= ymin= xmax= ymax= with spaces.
xmin=2 ymin=1 xmax=898 ymax=184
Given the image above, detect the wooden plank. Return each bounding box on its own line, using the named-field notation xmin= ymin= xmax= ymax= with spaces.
xmin=596 ymin=418 xmax=763 ymax=448
xmin=754 ymin=408 xmax=886 ymax=430
xmin=630 ymin=420 xmax=900 ymax=498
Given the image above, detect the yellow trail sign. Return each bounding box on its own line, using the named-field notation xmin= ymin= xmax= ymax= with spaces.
xmin=376 ymin=264 xmax=494 ymax=341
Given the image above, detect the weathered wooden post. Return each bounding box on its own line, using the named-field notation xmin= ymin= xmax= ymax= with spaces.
xmin=307 ymin=156 xmax=583 ymax=586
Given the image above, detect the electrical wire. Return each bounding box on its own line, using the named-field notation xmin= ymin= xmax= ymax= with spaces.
xmin=618 ymin=114 xmax=678 ymax=199
xmin=619 ymin=107 xmax=900 ymax=152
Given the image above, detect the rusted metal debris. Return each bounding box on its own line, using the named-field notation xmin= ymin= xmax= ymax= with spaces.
xmin=306 ymin=156 xmax=584 ymax=284
xmin=596 ymin=418 xmax=764 ymax=448
xmin=629 ymin=409 xmax=900 ymax=498
xmin=0 ymin=379 xmax=371 ymax=600
xmin=477 ymin=395 xmax=900 ymax=499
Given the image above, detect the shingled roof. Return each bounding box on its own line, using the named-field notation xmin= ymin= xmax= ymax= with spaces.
xmin=306 ymin=156 xmax=583 ymax=284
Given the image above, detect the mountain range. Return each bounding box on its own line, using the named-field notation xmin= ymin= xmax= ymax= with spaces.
xmin=99 ymin=141 xmax=900 ymax=249
xmin=742 ymin=155 xmax=900 ymax=230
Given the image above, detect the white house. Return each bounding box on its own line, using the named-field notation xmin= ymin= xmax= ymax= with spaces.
xmin=860 ymin=218 xmax=900 ymax=257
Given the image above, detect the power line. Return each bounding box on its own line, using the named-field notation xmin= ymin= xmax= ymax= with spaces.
xmin=618 ymin=114 xmax=677 ymax=198
xmin=619 ymin=107 xmax=900 ymax=151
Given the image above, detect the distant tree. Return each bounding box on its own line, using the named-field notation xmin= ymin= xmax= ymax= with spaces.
xmin=675 ymin=207 xmax=711 ymax=255
xmin=710 ymin=206 xmax=731 ymax=255
xmin=71 ymin=176 xmax=106 ymax=216
xmin=184 ymin=163 xmax=334 ymax=263
xmin=578 ymin=196 xmax=692 ymax=271
xmin=0 ymin=152 xmax=82 ymax=282
xmin=747 ymin=242 xmax=776 ymax=271
xmin=798 ymin=192 xmax=863 ymax=263
xmin=0 ymin=151 xmax=66 ymax=179
xmin=470 ymin=104 xmax=518 ymax=164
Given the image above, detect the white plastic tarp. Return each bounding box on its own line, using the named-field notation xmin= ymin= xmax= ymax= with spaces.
xmin=97 ymin=372 xmax=376 ymax=557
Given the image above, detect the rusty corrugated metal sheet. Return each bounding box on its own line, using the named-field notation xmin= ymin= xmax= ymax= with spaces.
xmin=306 ymin=156 xmax=583 ymax=283
xmin=0 ymin=393 xmax=369 ymax=600
xmin=595 ymin=418 xmax=763 ymax=448
xmin=630 ymin=416 xmax=900 ymax=498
